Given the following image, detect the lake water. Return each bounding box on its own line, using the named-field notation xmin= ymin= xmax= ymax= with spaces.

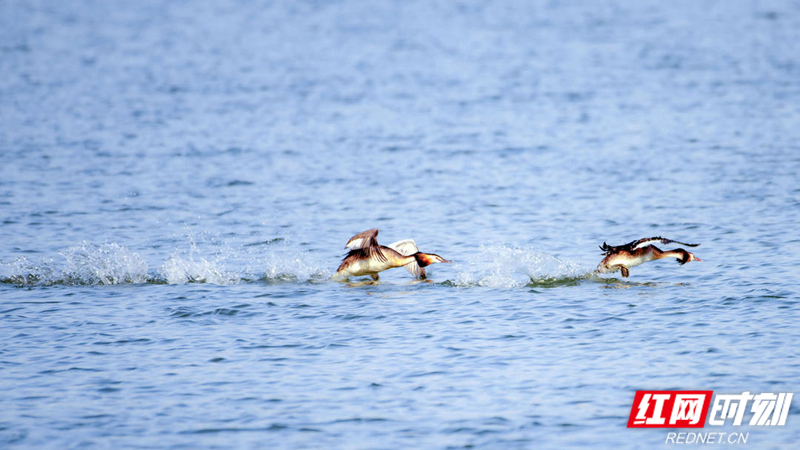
xmin=1 ymin=1 xmax=799 ymax=448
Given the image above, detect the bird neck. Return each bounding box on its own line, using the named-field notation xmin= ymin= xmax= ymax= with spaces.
xmin=379 ymin=247 xmax=417 ymax=267
xmin=658 ymin=249 xmax=688 ymax=263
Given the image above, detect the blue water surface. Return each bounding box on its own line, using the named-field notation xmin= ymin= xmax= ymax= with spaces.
xmin=1 ymin=1 xmax=799 ymax=448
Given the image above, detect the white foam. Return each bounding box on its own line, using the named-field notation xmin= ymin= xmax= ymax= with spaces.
xmin=453 ymin=244 xmax=585 ymax=288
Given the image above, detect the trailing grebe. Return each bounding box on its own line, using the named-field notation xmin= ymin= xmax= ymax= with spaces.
xmin=333 ymin=229 xmax=450 ymax=281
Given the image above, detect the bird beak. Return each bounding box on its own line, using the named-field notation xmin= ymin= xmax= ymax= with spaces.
xmin=442 ymin=259 xmax=453 ymax=263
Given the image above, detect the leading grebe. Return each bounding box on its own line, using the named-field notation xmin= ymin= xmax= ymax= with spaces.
xmin=332 ymin=229 xmax=450 ymax=281
xmin=595 ymin=237 xmax=701 ymax=278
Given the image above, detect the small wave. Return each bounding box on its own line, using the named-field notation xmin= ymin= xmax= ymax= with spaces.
xmin=452 ymin=244 xmax=587 ymax=288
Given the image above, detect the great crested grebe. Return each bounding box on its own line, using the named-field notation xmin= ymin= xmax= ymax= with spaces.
xmin=595 ymin=237 xmax=701 ymax=278
xmin=332 ymin=229 xmax=450 ymax=281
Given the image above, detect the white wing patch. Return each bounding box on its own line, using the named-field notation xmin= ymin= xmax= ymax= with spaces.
xmin=632 ymin=237 xmax=699 ymax=250
xmin=387 ymin=239 xmax=425 ymax=278
xmin=345 ymin=229 xmax=379 ymax=250
xmin=632 ymin=238 xmax=666 ymax=250
xmin=405 ymin=261 xmax=425 ymax=278
xmin=345 ymin=237 xmax=367 ymax=250
xmin=387 ymin=239 xmax=419 ymax=256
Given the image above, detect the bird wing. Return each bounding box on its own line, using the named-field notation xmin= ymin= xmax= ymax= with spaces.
xmin=631 ymin=237 xmax=700 ymax=250
xmin=344 ymin=228 xmax=386 ymax=262
xmin=600 ymin=236 xmax=700 ymax=254
xmin=387 ymin=239 xmax=419 ymax=256
xmin=387 ymin=239 xmax=425 ymax=278
xmin=345 ymin=228 xmax=379 ymax=249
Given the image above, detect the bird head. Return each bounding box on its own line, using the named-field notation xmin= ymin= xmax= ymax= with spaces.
xmin=679 ymin=250 xmax=702 ymax=265
xmin=415 ymin=253 xmax=452 ymax=267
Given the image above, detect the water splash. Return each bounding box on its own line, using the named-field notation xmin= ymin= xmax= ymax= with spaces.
xmin=1 ymin=256 xmax=59 ymax=286
xmin=262 ymin=250 xmax=331 ymax=283
xmin=158 ymin=232 xmax=244 ymax=284
xmin=62 ymin=242 xmax=149 ymax=285
xmin=160 ymin=251 xmax=239 ymax=285
xmin=0 ymin=237 xmax=334 ymax=287
xmin=1 ymin=242 xmax=148 ymax=286
xmin=1 ymin=241 xmax=588 ymax=288
xmin=453 ymin=244 xmax=587 ymax=288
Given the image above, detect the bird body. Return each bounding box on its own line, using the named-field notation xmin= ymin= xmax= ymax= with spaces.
xmin=595 ymin=237 xmax=701 ymax=278
xmin=333 ymin=229 xmax=449 ymax=280
xmin=337 ymin=245 xmax=414 ymax=277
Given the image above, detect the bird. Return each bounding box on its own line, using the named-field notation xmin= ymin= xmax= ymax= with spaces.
xmin=595 ymin=237 xmax=701 ymax=278
xmin=332 ymin=229 xmax=450 ymax=281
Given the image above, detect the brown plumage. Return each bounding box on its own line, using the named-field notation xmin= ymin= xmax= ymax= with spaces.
xmin=333 ymin=229 xmax=451 ymax=281
xmin=344 ymin=228 xmax=386 ymax=263
xmin=596 ymin=237 xmax=701 ymax=278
